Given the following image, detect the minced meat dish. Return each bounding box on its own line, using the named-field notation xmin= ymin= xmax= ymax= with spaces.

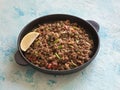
xmin=24 ymin=20 xmax=94 ymax=70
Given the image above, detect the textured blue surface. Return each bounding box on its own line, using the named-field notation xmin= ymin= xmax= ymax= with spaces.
xmin=0 ymin=0 xmax=120 ymax=90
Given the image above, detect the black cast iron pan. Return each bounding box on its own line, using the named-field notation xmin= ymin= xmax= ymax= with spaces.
xmin=14 ymin=14 xmax=100 ymax=75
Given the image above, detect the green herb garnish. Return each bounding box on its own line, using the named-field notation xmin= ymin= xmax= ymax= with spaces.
xmin=73 ymin=26 xmax=79 ymax=30
xmin=54 ymin=39 xmax=59 ymax=43
xmin=71 ymin=60 xmax=77 ymax=66
xmin=58 ymin=45 xmax=62 ymax=49
xmin=55 ymin=53 xmax=61 ymax=59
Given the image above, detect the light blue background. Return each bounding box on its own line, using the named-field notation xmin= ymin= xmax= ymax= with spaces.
xmin=0 ymin=0 xmax=120 ymax=90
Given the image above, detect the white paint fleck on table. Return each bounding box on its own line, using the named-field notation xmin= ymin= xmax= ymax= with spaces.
xmin=0 ymin=0 xmax=120 ymax=90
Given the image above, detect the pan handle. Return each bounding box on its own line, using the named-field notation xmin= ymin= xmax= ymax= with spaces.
xmin=86 ymin=20 xmax=99 ymax=32
xmin=14 ymin=50 xmax=28 ymax=66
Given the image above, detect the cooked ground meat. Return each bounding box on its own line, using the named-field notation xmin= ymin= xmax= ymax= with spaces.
xmin=24 ymin=20 xmax=94 ymax=70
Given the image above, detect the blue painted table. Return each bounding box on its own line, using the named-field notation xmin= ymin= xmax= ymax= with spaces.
xmin=0 ymin=0 xmax=120 ymax=90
